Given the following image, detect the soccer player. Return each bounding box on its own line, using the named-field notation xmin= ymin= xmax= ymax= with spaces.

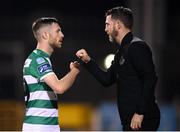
xmin=22 ymin=17 xmax=80 ymax=132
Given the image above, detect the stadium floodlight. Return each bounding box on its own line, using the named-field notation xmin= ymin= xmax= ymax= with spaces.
xmin=103 ymin=54 xmax=115 ymax=69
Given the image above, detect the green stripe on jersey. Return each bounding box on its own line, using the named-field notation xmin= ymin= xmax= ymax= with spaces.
xmin=27 ymin=100 xmax=58 ymax=109
xmin=24 ymin=116 xmax=58 ymax=125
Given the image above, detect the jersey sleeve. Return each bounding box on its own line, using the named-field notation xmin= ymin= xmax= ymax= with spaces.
xmin=32 ymin=57 xmax=54 ymax=81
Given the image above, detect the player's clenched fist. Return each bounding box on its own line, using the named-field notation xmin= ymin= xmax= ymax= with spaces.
xmin=76 ymin=49 xmax=91 ymax=63
xmin=70 ymin=61 xmax=80 ymax=73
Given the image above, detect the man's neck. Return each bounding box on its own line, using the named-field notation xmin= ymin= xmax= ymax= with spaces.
xmin=36 ymin=42 xmax=53 ymax=56
xmin=116 ymin=29 xmax=131 ymax=45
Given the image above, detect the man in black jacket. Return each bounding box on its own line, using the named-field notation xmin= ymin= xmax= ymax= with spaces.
xmin=76 ymin=6 xmax=160 ymax=130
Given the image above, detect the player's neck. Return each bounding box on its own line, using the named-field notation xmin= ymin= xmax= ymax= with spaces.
xmin=36 ymin=42 xmax=53 ymax=56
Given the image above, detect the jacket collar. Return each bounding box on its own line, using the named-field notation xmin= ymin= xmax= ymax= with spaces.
xmin=119 ymin=32 xmax=133 ymax=49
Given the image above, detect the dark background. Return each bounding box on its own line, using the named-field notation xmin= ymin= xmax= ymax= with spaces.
xmin=0 ymin=0 xmax=179 ymax=105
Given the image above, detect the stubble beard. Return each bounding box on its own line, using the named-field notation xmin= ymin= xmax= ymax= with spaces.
xmin=109 ymin=29 xmax=118 ymax=43
xmin=109 ymin=36 xmax=114 ymax=43
xmin=50 ymin=42 xmax=61 ymax=50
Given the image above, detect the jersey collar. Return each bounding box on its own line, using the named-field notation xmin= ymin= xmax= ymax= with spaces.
xmin=34 ymin=49 xmax=50 ymax=57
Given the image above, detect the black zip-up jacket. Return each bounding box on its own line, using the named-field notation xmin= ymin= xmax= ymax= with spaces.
xmin=83 ymin=32 xmax=160 ymax=124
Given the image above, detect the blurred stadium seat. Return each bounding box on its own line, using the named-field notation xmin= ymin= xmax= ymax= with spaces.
xmin=58 ymin=103 xmax=93 ymax=130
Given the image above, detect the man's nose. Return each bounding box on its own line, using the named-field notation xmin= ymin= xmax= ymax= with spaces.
xmin=105 ymin=26 xmax=108 ymax=33
xmin=61 ymin=32 xmax=64 ymax=38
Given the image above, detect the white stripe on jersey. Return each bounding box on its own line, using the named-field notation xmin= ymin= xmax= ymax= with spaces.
xmin=26 ymin=108 xmax=58 ymax=117
xmin=40 ymin=72 xmax=55 ymax=81
xmin=24 ymin=59 xmax=32 ymax=68
xmin=29 ymin=91 xmax=57 ymax=101
xmin=24 ymin=75 xmax=38 ymax=84
xmin=46 ymin=57 xmax=52 ymax=66
xmin=22 ymin=123 xmax=60 ymax=132
xmin=25 ymin=96 xmax=27 ymax=101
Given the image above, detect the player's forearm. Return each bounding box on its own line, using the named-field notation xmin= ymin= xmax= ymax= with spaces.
xmin=56 ymin=69 xmax=79 ymax=94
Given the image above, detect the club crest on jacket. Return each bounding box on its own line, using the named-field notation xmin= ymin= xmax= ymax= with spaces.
xmin=119 ymin=56 xmax=125 ymax=65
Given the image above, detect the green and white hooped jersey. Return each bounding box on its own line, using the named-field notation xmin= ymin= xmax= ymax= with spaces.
xmin=22 ymin=49 xmax=60 ymax=132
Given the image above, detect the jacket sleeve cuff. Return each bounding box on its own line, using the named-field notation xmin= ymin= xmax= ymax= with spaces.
xmin=83 ymin=59 xmax=95 ymax=67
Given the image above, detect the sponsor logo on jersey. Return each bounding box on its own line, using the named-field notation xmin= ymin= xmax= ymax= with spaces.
xmin=37 ymin=63 xmax=52 ymax=74
xmin=36 ymin=57 xmax=45 ymax=64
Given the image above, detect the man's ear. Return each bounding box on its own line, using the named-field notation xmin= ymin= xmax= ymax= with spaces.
xmin=42 ymin=31 xmax=49 ymax=40
xmin=116 ymin=20 xmax=122 ymax=29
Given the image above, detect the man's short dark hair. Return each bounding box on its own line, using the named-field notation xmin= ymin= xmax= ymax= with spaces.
xmin=32 ymin=17 xmax=59 ymax=39
xmin=106 ymin=6 xmax=133 ymax=29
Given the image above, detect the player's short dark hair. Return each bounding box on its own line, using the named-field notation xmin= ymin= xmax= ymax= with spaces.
xmin=32 ymin=17 xmax=59 ymax=39
xmin=105 ymin=6 xmax=133 ymax=29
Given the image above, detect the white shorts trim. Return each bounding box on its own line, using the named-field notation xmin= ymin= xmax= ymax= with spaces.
xmin=22 ymin=123 xmax=60 ymax=132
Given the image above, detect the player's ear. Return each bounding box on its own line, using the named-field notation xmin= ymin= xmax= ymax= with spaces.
xmin=42 ymin=31 xmax=49 ymax=40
